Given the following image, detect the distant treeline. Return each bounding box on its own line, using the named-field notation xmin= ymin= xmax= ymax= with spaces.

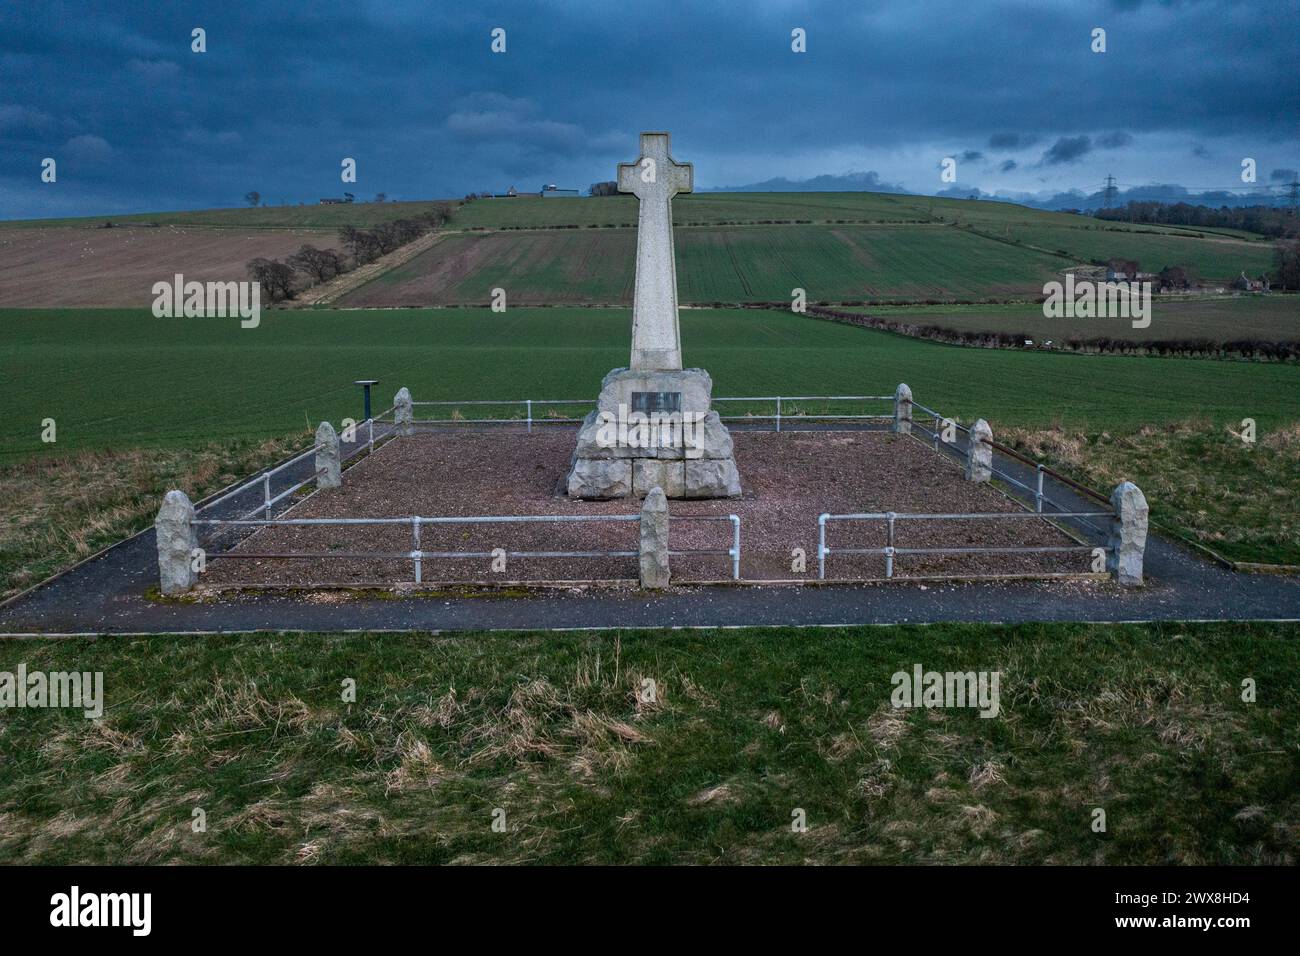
xmin=246 ymin=205 xmax=453 ymax=302
xmin=792 ymin=305 xmax=1300 ymax=363
xmin=1095 ymin=202 xmax=1299 ymax=239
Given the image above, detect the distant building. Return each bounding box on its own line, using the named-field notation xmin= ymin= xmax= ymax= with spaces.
xmin=1234 ymin=270 xmax=1270 ymax=292
xmin=540 ymin=185 xmax=581 ymax=198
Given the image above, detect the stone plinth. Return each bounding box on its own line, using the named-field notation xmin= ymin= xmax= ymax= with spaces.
xmin=567 ymin=367 xmax=741 ymax=500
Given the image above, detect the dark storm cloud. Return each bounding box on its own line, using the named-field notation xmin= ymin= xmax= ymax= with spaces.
xmin=961 ymin=150 xmax=983 ymax=163
xmin=988 ymin=133 xmax=1038 ymax=151
xmin=1270 ymin=168 xmax=1298 ymax=182
xmin=999 ymin=159 xmax=1017 ymax=172
xmin=0 ymin=0 xmax=1296 ymax=217
xmin=1097 ymin=131 xmax=1133 ymax=149
xmin=1042 ymin=136 xmax=1093 ymax=165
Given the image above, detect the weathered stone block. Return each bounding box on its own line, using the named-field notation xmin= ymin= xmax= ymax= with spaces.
xmin=1107 ymin=481 xmax=1149 ymax=586
xmin=316 ymin=421 xmax=341 ymax=488
xmin=965 ymin=418 xmax=993 ymax=483
xmin=639 ymin=486 xmax=670 ymax=589
xmin=394 ymin=386 xmax=414 ymax=437
xmin=683 ymin=458 xmax=742 ymax=498
xmin=634 ymin=459 xmax=685 ymax=497
xmin=566 ymin=458 xmax=632 ymax=499
xmin=894 ymin=383 xmax=913 ymax=434
xmin=155 ymin=489 xmax=198 ymax=595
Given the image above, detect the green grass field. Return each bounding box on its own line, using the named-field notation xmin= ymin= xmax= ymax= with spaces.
xmin=341 ymin=225 xmax=1066 ymax=306
xmin=987 ymin=222 xmax=1272 ymax=280
xmin=858 ymin=296 xmax=1300 ymax=343
xmin=345 ymin=192 xmax=1275 ymax=306
xmin=450 ymin=191 xmax=1273 ymax=238
xmin=5 ymin=307 xmax=1300 ymax=459
xmin=1 ymin=621 xmax=1294 ymax=864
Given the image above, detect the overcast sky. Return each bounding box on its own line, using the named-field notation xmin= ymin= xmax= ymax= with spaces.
xmin=1 ymin=0 xmax=1296 ymax=218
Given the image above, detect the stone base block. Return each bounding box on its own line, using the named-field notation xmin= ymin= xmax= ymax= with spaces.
xmin=683 ymin=458 xmax=742 ymax=498
xmin=566 ymin=458 xmax=631 ymax=499
xmin=633 ymin=459 xmax=685 ymax=498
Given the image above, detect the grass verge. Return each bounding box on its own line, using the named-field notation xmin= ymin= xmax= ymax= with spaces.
xmin=1001 ymin=419 xmax=1300 ymax=567
xmin=0 ymin=622 xmax=1294 ymax=865
xmin=0 ymin=432 xmax=307 ymax=601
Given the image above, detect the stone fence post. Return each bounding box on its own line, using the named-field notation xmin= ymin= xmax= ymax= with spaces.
xmin=394 ymin=386 xmax=414 ymax=437
xmin=639 ymin=486 xmax=670 ymax=589
xmin=965 ymin=419 xmax=993 ymax=482
xmin=893 ymin=383 xmax=912 ymax=434
xmin=316 ymin=421 xmax=341 ymax=489
xmin=156 ymin=490 xmax=198 ymax=595
xmin=1108 ymin=481 xmax=1149 ymax=586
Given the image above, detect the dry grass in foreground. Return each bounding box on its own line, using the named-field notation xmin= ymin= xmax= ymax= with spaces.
xmin=0 ymin=622 xmax=1295 ymax=865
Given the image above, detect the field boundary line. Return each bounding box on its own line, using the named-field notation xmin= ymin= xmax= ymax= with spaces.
xmin=286 ymin=230 xmax=448 ymax=308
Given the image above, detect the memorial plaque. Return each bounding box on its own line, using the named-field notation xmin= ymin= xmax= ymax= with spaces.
xmin=631 ymin=391 xmax=682 ymax=414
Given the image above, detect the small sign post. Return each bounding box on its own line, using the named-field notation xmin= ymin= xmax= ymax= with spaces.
xmin=354 ymin=379 xmax=379 ymax=421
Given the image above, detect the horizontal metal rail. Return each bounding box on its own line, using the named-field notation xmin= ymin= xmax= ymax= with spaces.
xmin=194 ymin=514 xmax=639 ymax=527
xmin=990 ymin=438 xmax=1112 ymax=505
xmin=669 ymin=513 xmax=742 ymax=579
xmin=404 ymin=393 xmax=897 ymax=434
xmin=911 ymin=409 xmax=1113 ymax=516
xmin=712 ymin=395 xmax=894 ymax=402
xmin=411 ymin=398 xmax=591 ymax=406
xmin=195 ymin=512 xmax=642 ymax=585
xmin=410 ymin=417 xmax=584 ymax=426
xmin=206 ymin=550 xmax=638 ymax=561
xmin=195 ymin=417 xmax=392 ymax=519
xmin=817 ymin=510 xmax=1113 ymax=579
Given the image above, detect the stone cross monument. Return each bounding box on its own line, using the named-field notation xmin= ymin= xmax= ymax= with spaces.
xmin=618 ymin=133 xmax=690 ymax=371
xmin=568 ymin=132 xmax=741 ymax=500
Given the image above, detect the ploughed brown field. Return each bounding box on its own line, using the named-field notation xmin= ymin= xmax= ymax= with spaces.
xmin=0 ymin=225 xmax=339 ymax=307
xmin=199 ymin=429 xmax=1091 ymax=587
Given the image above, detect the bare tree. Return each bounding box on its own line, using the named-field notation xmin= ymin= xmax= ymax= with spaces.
xmin=287 ymin=244 xmax=344 ymax=283
xmin=247 ymin=257 xmax=296 ymax=301
xmin=338 ymin=225 xmax=379 ymax=265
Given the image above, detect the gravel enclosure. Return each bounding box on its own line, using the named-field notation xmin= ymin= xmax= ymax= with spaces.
xmin=199 ymin=428 xmax=1092 ymax=588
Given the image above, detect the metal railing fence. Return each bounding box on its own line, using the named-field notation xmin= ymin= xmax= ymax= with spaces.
xmin=195 ymin=511 xmax=743 ymax=583
xmin=194 ymin=413 xmax=398 ymax=551
xmin=910 ymin=401 xmax=1114 ymax=537
xmin=402 ymin=394 xmax=896 ymax=433
xmin=669 ymin=514 xmax=742 ymax=579
xmin=194 ymin=513 xmax=640 ymax=584
xmin=816 ymin=510 xmax=1113 ymax=579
